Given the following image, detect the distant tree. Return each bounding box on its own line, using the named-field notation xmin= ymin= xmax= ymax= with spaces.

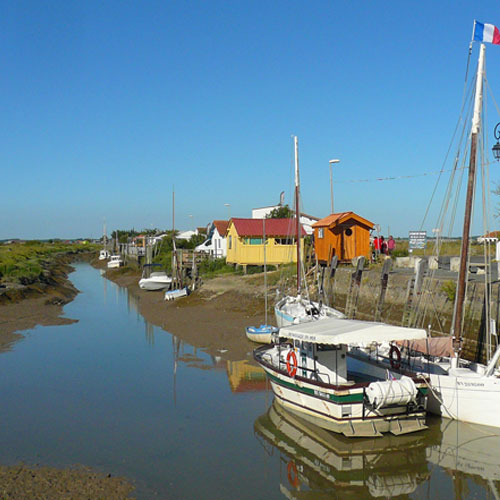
xmin=266 ymin=204 xmax=294 ymax=219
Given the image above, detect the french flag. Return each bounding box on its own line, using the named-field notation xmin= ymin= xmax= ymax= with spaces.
xmin=474 ymin=21 xmax=500 ymax=45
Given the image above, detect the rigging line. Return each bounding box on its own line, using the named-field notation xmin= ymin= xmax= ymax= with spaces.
xmin=420 ymin=71 xmax=477 ymax=232
xmin=336 ymin=167 xmax=465 ymax=184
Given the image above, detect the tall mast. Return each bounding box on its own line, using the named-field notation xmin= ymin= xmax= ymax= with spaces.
xmin=294 ymin=136 xmax=302 ymax=294
xmin=263 ymin=218 xmax=267 ymax=325
xmin=453 ymin=43 xmax=485 ymax=350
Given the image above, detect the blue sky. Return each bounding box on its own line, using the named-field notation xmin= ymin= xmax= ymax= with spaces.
xmin=2 ymin=1 xmax=500 ymax=239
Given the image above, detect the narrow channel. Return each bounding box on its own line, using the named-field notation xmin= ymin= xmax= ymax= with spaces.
xmin=0 ymin=263 xmax=499 ymax=499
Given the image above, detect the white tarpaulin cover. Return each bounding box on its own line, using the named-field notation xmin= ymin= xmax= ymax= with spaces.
xmin=279 ymin=317 xmax=427 ymax=345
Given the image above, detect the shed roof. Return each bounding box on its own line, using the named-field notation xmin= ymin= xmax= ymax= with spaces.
xmin=312 ymin=211 xmax=374 ymax=229
xmin=230 ymin=218 xmax=307 ymax=237
xmin=213 ymin=220 xmax=229 ymax=236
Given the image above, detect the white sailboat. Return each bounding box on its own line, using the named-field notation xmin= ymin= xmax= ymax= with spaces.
xmin=274 ymin=136 xmax=345 ymax=327
xmin=164 ymin=189 xmax=190 ymax=301
xmin=349 ymin=24 xmax=500 ymax=429
xmin=99 ymin=219 xmax=110 ymax=260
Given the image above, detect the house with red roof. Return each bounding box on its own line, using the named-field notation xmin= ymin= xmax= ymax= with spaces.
xmin=226 ymin=218 xmax=306 ymax=266
xmin=312 ymin=211 xmax=374 ymax=263
xmin=195 ymin=220 xmax=230 ymax=257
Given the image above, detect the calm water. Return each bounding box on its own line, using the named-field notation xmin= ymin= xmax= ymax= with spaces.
xmin=0 ymin=263 xmax=499 ymax=499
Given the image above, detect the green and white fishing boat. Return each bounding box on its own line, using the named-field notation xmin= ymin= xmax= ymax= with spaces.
xmin=254 ymin=316 xmax=429 ymax=437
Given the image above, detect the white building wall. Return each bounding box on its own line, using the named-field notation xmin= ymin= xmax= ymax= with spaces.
xmin=252 ymin=205 xmax=280 ymax=219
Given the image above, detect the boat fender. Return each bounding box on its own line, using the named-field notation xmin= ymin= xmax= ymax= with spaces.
xmin=366 ymin=376 xmax=418 ymax=409
xmin=286 ymin=351 xmax=298 ymax=377
xmin=389 ymin=345 xmax=401 ymax=370
xmin=287 ymin=461 xmax=300 ymax=489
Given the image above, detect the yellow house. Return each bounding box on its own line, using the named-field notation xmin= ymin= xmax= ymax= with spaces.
xmin=226 ymin=218 xmax=305 ymax=266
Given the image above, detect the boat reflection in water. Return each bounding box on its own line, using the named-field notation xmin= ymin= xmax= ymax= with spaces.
xmin=427 ymin=419 xmax=500 ymax=498
xmin=254 ymin=400 xmax=431 ymax=499
xmin=255 ymin=401 xmax=500 ymax=499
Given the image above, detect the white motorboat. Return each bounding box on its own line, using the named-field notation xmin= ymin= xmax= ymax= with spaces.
xmin=139 ymin=264 xmax=172 ymax=291
xmin=107 ymin=255 xmax=123 ymax=269
xmin=275 ymin=137 xmax=345 ymax=327
xmin=99 ymin=249 xmax=110 ymax=260
xmin=254 ymin=316 xmax=429 ymax=437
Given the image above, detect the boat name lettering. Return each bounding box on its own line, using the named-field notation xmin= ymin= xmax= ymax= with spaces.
xmin=456 ymin=381 xmax=485 ymax=388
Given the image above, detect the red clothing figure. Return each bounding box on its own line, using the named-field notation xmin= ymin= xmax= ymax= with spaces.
xmin=388 ymin=236 xmax=395 ymax=255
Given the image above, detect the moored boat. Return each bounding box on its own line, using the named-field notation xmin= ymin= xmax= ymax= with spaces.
xmin=275 ymin=137 xmax=344 ymax=327
xmin=139 ymin=263 xmax=172 ymax=291
xmin=254 ymin=316 xmax=429 ymax=437
xmin=245 ymin=324 xmax=279 ymax=344
xmin=348 ymin=25 xmax=500 ymax=429
xmin=107 ymin=255 xmax=123 ymax=269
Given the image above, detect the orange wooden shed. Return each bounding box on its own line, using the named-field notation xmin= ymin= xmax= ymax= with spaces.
xmin=312 ymin=211 xmax=374 ymax=263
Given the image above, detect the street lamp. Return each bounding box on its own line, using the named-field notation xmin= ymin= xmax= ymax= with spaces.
xmin=493 ymin=123 xmax=500 ymax=161
xmin=329 ymin=159 xmax=340 ymax=214
xmin=224 ymin=203 xmax=231 ymax=219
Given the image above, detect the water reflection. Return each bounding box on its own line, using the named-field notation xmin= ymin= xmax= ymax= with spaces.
xmin=227 ymin=360 xmax=267 ymax=393
xmin=254 ymin=401 xmax=431 ymax=498
xmin=427 ymin=419 xmax=500 ymax=499
xmin=255 ymin=401 xmax=500 ymax=499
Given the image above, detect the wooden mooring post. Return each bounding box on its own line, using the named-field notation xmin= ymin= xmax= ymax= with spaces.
xmin=374 ymin=258 xmax=392 ymax=322
xmin=345 ymin=256 xmax=365 ymax=319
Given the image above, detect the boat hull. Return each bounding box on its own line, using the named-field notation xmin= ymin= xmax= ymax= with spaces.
xmin=348 ymin=348 xmax=500 ymax=428
xmin=139 ymin=278 xmax=172 ymax=291
xmin=245 ymin=325 xmax=278 ymax=344
xmin=255 ymin=347 xmax=427 ymax=437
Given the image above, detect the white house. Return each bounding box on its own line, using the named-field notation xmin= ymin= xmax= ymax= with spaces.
xmin=177 ymin=229 xmax=198 ymax=241
xmin=195 ymin=220 xmax=229 ymax=258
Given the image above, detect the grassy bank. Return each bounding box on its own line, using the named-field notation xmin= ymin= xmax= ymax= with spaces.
xmin=0 ymin=241 xmax=98 ymax=284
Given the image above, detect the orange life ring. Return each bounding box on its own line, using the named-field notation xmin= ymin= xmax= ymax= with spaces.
xmin=287 ymin=461 xmax=300 ymax=489
xmin=389 ymin=345 xmax=401 ymax=370
xmin=286 ymin=350 xmax=298 ymax=377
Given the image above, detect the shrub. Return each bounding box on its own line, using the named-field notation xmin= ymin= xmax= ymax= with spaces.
xmin=441 ymin=281 xmax=456 ymax=302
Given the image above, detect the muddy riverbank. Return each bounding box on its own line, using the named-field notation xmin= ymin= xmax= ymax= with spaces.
xmin=101 ymin=262 xmax=269 ymax=362
xmin=0 ymin=253 xmax=93 ymax=353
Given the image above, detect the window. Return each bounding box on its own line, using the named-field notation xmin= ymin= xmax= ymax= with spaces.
xmin=345 ymin=228 xmax=353 ymax=236
xmin=318 ymin=228 xmax=324 ymax=239
xmin=275 ymin=237 xmax=295 ymax=245
xmin=228 ymin=236 xmax=232 ymax=249
xmin=243 ymin=237 xmax=265 ymax=245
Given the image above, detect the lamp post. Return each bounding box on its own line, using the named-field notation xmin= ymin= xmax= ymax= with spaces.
xmin=224 ymin=203 xmax=231 ymax=219
xmin=329 ymin=159 xmax=340 ymax=214
xmin=493 ymin=123 xmax=500 ymax=161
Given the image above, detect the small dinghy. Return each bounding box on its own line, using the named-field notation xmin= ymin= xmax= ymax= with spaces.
xmin=245 ymin=218 xmax=279 ymax=344
xmin=164 ymin=287 xmax=190 ymax=301
xmin=245 ymin=324 xmax=279 ymax=344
